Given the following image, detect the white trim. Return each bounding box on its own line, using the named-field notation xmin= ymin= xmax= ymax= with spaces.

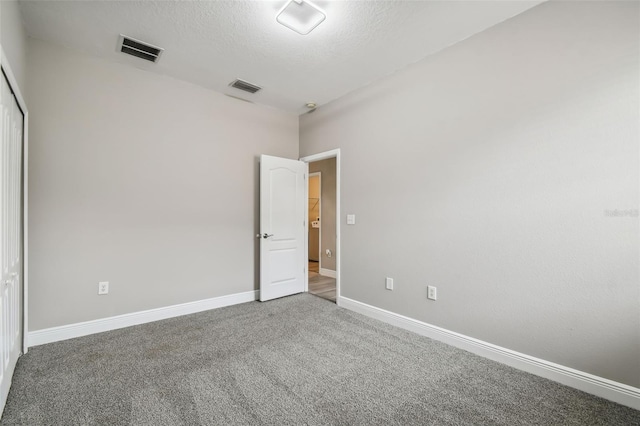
xmin=319 ymin=268 xmax=336 ymax=279
xmin=1 ymin=47 xmax=29 ymax=356
xmin=300 ymin=149 xmax=340 ymax=300
xmin=28 ymin=290 xmax=259 ymax=347
xmin=338 ymin=296 xmax=640 ymax=411
xmin=303 ymin=162 xmax=309 ymax=292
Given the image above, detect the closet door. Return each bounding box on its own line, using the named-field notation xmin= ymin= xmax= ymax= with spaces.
xmin=0 ymin=70 xmax=24 ymax=414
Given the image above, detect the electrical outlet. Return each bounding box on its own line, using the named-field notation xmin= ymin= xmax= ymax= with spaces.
xmin=98 ymin=281 xmax=109 ymax=295
xmin=385 ymin=277 xmax=394 ymax=290
xmin=427 ymin=286 xmax=437 ymax=301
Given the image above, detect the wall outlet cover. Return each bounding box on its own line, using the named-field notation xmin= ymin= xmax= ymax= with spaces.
xmin=427 ymin=285 xmax=437 ymax=301
xmin=98 ymin=281 xmax=109 ymax=295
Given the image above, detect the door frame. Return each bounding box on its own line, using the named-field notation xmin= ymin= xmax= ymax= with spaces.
xmin=1 ymin=47 xmax=29 ymax=354
xmin=308 ymin=172 xmax=321 ymax=266
xmin=299 ymin=149 xmax=340 ymax=303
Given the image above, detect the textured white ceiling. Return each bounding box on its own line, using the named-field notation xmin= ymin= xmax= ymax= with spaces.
xmin=18 ymin=1 xmax=543 ymax=114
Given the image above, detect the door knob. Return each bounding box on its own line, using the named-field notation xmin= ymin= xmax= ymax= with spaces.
xmin=256 ymin=233 xmax=274 ymax=239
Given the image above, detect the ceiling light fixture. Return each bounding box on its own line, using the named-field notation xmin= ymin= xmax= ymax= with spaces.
xmin=276 ymin=0 xmax=326 ymax=35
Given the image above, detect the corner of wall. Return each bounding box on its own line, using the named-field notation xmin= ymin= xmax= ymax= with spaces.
xmin=0 ymin=0 xmax=28 ymax=95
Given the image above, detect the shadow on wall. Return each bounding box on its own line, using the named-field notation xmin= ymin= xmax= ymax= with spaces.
xmin=254 ymin=156 xmax=260 ymax=290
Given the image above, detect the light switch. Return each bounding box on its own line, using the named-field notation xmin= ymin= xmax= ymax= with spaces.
xmin=347 ymin=214 xmax=356 ymax=225
xmin=385 ymin=277 xmax=393 ymax=290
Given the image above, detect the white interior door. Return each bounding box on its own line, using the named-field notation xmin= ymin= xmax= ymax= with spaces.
xmin=0 ymin=70 xmax=24 ymax=414
xmin=259 ymin=155 xmax=306 ymax=302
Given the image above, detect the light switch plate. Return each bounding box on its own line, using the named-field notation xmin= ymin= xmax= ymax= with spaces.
xmin=385 ymin=277 xmax=394 ymax=290
xmin=347 ymin=214 xmax=356 ymax=225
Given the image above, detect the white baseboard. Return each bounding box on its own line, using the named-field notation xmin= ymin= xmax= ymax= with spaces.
xmin=337 ymin=296 xmax=640 ymax=411
xmin=319 ymin=267 xmax=336 ymax=278
xmin=28 ymin=290 xmax=259 ymax=347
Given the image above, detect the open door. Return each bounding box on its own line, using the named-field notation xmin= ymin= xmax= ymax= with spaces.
xmin=259 ymin=155 xmax=306 ymax=301
xmin=0 ymin=69 xmax=24 ymax=414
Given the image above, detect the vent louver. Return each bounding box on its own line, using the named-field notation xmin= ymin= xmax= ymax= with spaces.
xmin=118 ymin=35 xmax=163 ymax=63
xmin=229 ymin=79 xmax=262 ymax=94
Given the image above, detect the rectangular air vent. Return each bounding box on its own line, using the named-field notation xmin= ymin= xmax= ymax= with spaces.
xmin=229 ymin=79 xmax=262 ymax=94
xmin=118 ymin=35 xmax=163 ymax=63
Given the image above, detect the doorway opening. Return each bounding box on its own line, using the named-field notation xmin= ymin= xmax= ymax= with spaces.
xmin=308 ymin=171 xmax=321 ymax=266
xmin=303 ymin=153 xmax=338 ymax=303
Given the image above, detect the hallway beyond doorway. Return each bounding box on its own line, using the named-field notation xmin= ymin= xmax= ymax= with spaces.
xmin=308 ymin=261 xmax=336 ymax=302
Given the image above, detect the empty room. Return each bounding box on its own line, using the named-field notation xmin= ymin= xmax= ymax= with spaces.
xmin=0 ymin=0 xmax=638 ymax=424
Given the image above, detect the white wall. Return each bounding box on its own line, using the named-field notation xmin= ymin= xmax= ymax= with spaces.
xmin=1 ymin=0 xmax=28 ymax=92
xmin=300 ymin=1 xmax=639 ymax=387
xmin=27 ymin=39 xmax=298 ymax=331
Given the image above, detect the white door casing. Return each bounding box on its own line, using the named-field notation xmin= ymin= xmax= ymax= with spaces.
xmin=300 ymin=149 xmax=341 ymax=302
xmin=259 ymin=155 xmax=306 ymax=302
xmin=0 ymin=70 xmax=23 ymax=414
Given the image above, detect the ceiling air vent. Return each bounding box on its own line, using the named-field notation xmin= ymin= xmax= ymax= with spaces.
xmin=229 ymin=79 xmax=262 ymax=94
xmin=118 ymin=35 xmax=163 ymax=63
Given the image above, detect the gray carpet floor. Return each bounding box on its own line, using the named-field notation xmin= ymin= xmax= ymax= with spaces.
xmin=1 ymin=293 xmax=638 ymax=425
